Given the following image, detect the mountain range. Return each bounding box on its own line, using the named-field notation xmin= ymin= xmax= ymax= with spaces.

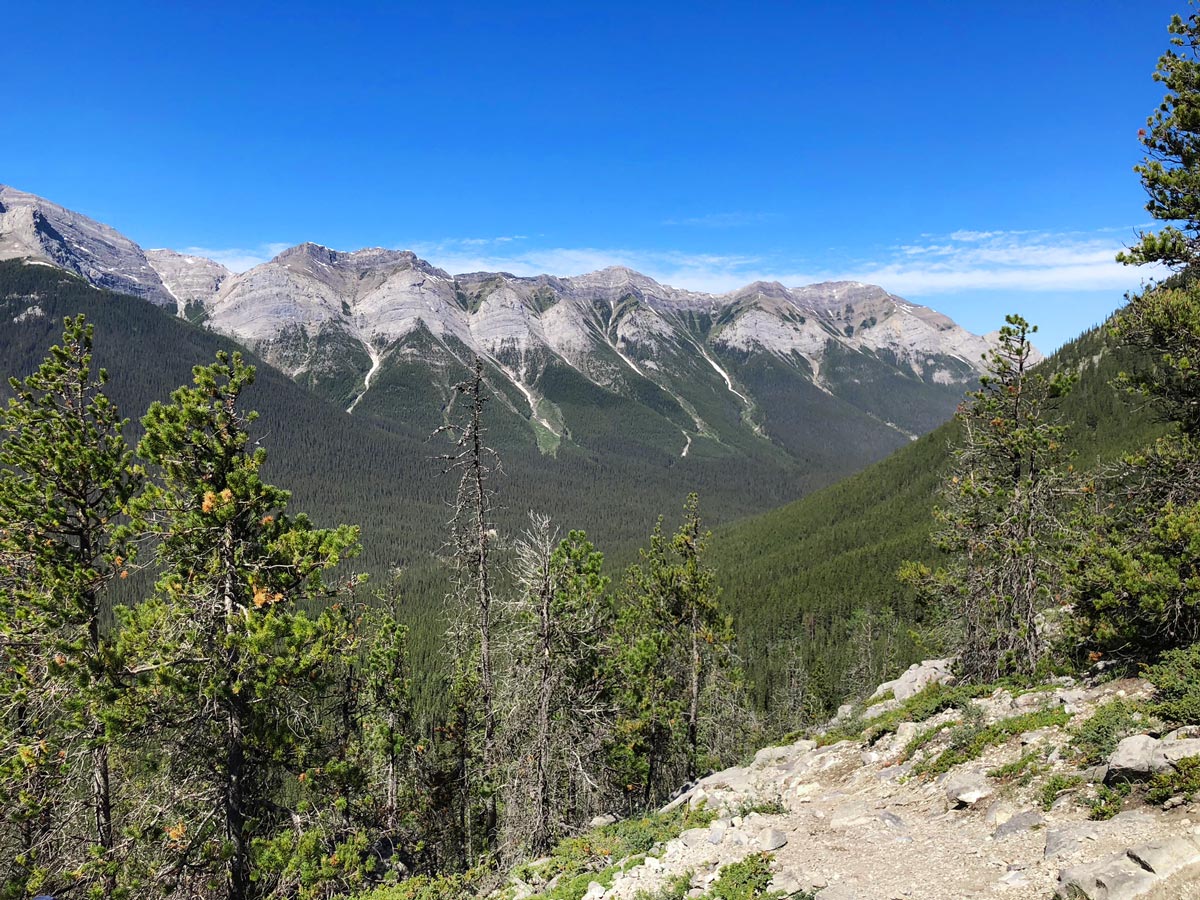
xmin=0 ymin=183 xmax=1014 ymax=470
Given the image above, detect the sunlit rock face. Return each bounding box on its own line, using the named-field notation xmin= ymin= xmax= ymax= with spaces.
xmin=2 ymin=184 xmax=1020 ymax=454
xmin=0 ymin=184 xmax=173 ymax=305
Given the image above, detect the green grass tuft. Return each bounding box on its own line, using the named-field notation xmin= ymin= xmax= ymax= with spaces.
xmin=989 ymin=750 xmax=1047 ymax=787
xmin=914 ymin=707 xmax=1071 ymax=777
xmin=1068 ymin=698 xmax=1154 ymax=765
xmin=707 ymin=853 xmax=778 ymax=900
xmin=1040 ymin=774 xmax=1083 ymax=810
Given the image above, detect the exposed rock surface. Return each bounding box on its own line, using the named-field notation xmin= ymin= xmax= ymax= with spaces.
xmin=871 ymin=657 xmax=957 ymax=702
xmin=1107 ymin=733 xmax=1200 ymax=782
xmin=0 ymin=184 xmax=173 ymax=305
xmin=0 ymin=184 xmax=1019 ymax=452
xmin=144 ymin=248 xmax=231 ymax=315
xmin=532 ymin=668 xmax=1200 ymax=900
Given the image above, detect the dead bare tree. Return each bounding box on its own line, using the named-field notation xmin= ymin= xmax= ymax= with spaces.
xmin=436 ymin=357 xmax=503 ymax=860
xmin=497 ymin=513 xmax=613 ymax=859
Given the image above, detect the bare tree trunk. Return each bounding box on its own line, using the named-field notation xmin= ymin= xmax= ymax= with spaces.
xmin=386 ymin=708 xmax=398 ymax=834
xmin=532 ymin=563 xmax=554 ymax=855
xmin=222 ymin=523 xmax=250 ymax=900
xmin=84 ymin=570 xmax=116 ymax=898
xmin=686 ymin=615 xmax=700 ymax=783
xmin=467 ymin=360 xmax=498 ymax=850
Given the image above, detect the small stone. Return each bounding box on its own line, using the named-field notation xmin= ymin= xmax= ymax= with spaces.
xmin=752 ymin=745 xmax=790 ymax=768
xmin=589 ymin=814 xmax=617 ymax=828
xmin=1107 ymin=734 xmax=1168 ymax=780
xmin=1044 ymin=823 xmax=1098 ymax=859
xmin=998 ymin=870 xmax=1030 ymax=888
xmin=1014 ymin=691 xmax=1049 ymax=710
xmin=1056 ymin=688 xmax=1089 ymax=714
xmin=985 ymin=800 xmax=1015 ymax=827
xmin=581 ymin=882 xmax=606 ymax=900
xmin=767 ymin=872 xmax=801 ymax=895
xmin=757 ymin=826 xmax=788 ymax=851
xmin=944 ymin=769 xmax=994 ymax=807
xmin=1081 ymin=764 xmax=1108 ymax=783
xmin=993 ymin=809 xmax=1044 ymax=840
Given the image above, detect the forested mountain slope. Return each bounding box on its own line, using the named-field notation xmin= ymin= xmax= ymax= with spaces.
xmin=712 ymin=319 xmax=1165 ymax=714
xmin=1 ymin=184 xmax=1010 ymax=490
xmin=0 ymin=259 xmax=926 ymax=710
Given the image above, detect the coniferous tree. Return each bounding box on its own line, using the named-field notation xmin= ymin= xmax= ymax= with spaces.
xmin=1071 ymin=7 xmax=1200 ymax=659
xmin=499 ymin=515 xmax=612 ymax=857
xmin=361 ymin=576 xmax=416 ymax=846
xmin=609 ymin=495 xmax=736 ymax=810
xmin=902 ymin=316 xmax=1075 ymax=682
xmin=119 ymin=352 xmax=360 ymax=900
xmin=0 ymin=315 xmax=140 ymax=898
xmin=1117 ymin=6 xmax=1200 ymax=271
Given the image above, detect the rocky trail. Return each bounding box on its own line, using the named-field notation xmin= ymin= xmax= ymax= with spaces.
xmin=517 ymin=663 xmax=1200 ymax=900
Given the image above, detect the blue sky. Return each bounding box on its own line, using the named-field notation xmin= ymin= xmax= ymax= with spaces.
xmin=2 ymin=1 xmax=1184 ymax=349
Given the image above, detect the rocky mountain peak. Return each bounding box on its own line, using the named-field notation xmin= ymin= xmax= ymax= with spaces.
xmin=734 ymin=280 xmax=792 ymax=300
xmin=145 ymin=249 xmax=231 ymax=315
xmin=0 ymin=185 xmax=1023 ymax=456
xmin=567 ymin=265 xmax=669 ymax=298
xmin=268 ymin=242 xmax=449 ymax=279
xmin=0 ymin=185 xmax=173 ymax=306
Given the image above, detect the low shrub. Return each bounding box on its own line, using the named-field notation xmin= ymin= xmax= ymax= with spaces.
xmin=1040 ymin=773 xmax=1083 ymax=810
xmin=1068 ymin=698 xmax=1154 ymax=765
xmin=515 ymin=805 xmax=716 ymax=900
xmin=708 ymin=853 xmax=777 ymax=900
xmin=1147 ymin=756 xmax=1200 ymax=806
xmin=632 ymin=872 xmax=694 ymax=900
xmin=819 ymin=682 xmax=994 ymax=747
xmin=355 ymin=871 xmax=481 ymax=900
xmin=988 ymin=750 xmax=1046 ymax=787
xmin=1087 ymin=781 xmax=1131 ymax=820
xmin=1146 ymin=644 xmax=1200 ymax=725
xmin=737 ymin=798 xmax=786 ymax=817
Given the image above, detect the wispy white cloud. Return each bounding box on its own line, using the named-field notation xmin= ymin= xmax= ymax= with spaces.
xmin=179 ymin=242 xmax=292 ymax=272
xmin=662 ymin=211 xmax=778 ymax=228
xmin=843 ymin=229 xmax=1162 ymax=295
xmin=408 ymin=240 xmax=762 ymax=290
xmin=451 ymin=235 xmax=528 ymax=247
xmin=408 ymin=226 xmax=1163 ymax=298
